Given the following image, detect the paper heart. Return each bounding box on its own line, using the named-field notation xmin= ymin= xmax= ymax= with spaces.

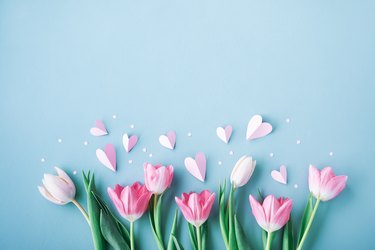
xmin=96 ymin=144 xmax=116 ymax=172
xmin=271 ymin=165 xmax=287 ymax=184
xmin=159 ymin=131 xmax=176 ymax=150
xmin=90 ymin=120 xmax=108 ymax=136
xmin=123 ymin=133 xmax=138 ymax=152
xmin=246 ymin=115 xmax=273 ymax=140
xmin=216 ymin=125 xmax=232 ymax=144
xmin=184 ymin=152 xmax=206 ymax=182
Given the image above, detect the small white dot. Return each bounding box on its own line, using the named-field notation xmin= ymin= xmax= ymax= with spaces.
xmin=269 ymin=153 xmax=274 ymax=158
xmin=187 ymin=132 xmax=192 ymax=137
xmin=294 ymin=184 xmax=299 ymax=189
xmin=130 ymin=124 xmax=135 ymax=129
xmin=128 ymin=160 xmax=133 ymax=164
xmin=329 ymin=152 xmax=334 ymax=156
xmin=58 ymin=138 xmax=62 ymax=143
xmin=41 ymin=158 xmax=45 ymax=163
xmin=73 ymin=170 xmax=77 ymax=175
xmin=83 ymin=141 xmax=88 ymax=146
xmin=229 ymin=150 xmax=234 ymax=155
xmin=149 ymin=153 xmax=153 ymax=158
xmin=112 ymin=115 xmax=117 ymax=119
xmin=286 ymin=118 xmax=291 ymax=123
xmin=142 ymin=148 xmax=147 ymax=152
xmin=296 ymin=139 xmax=301 ymax=145
xmin=218 ymin=161 xmax=222 ymax=165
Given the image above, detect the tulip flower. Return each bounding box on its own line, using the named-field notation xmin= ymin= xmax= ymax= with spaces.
xmin=108 ymin=182 xmax=152 ymax=250
xmin=249 ymin=195 xmax=293 ymax=250
xmin=230 ymin=155 xmax=256 ymax=188
xmin=144 ymin=163 xmax=174 ymax=250
xmin=144 ymin=163 xmax=174 ymax=195
xmin=297 ymin=165 xmax=348 ymax=250
xmin=175 ymin=190 xmax=216 ymax=250
xmin=38 ymin=167 xmax=89 ymax=224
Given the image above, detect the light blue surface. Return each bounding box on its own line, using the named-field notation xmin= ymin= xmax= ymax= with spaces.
xmin=1 ymin=1 xmax=374 ymax=249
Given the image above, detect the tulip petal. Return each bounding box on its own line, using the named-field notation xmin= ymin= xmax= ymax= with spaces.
xmin=38 ymin=185 xmax=65 ymax=205
xmin=175 ymin=196 xmax=194 ymax=224
xmin=43 ymin=174 xmax=75 ymax=203
xmin=108 ymin=187 xmax=126 ymax=218
xmin=308 ymin=165 xmax=321 ymax=198
xmin=262 ymin=195 xmax=281 ymax=224
xmin=249 ymin=195 xmax=268 ymax=231
xmin=271 ymin=199 xmax=293 ymax=232
xmin=320 ymin=167 xmax=335 ymax=187
xmin=320 ymin=175 xmax=348 ymax=201
xmin=54 ymin=167 xmax=75 ymax=190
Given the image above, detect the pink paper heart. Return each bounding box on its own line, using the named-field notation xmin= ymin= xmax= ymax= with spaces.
xmin=271 ymin=165 xmax=287 ymax=184
xmin=246 ymin=115 xmax=273 ymax=140
xmin=216 ymin=125 xmax=232 ymax=144
xmin=184 ymin=152 xmax=206 ymax=182
xmin=90 ymin=120 xmax=108 ymax=136
xmin=96 ymin=144 xmax=116 ymax=172
xmin=123 ymin=133 xmax=138 ymax=152
xmin=159 ymin=131 xmax=176 ymax=150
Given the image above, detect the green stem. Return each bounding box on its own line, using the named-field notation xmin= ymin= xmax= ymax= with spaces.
xmin=72 ymin=199 xmax=90 ymax=225
xmin=130 ymin=221 xmax=135 ymax=250
xmin=297 ymin=198 xmax=321 ymax=250
xmin=265 ymin=232 xmax=272 ymax=250
xmin=196 ymin=225 xmax=202 ymax=250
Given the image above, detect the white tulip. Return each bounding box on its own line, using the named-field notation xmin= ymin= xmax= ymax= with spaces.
xmin=230 ymin=155 xmax=256 ymax=188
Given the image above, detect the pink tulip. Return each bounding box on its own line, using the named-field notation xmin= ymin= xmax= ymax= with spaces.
xmin=175 ymin=190 xmax=216 ymax=227
xmin=309 ymin=165 xmax=348 ymax=202
xmin=108 ymin=182 xmax=152 ymax=222
xmin=144 ymin=163 xmax=174 ymax=194
xmin=249 ymin=195 xmax=293 ymax=233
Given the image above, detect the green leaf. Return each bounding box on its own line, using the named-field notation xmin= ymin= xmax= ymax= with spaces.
xmin=149 ymin=195 xmax=165 ymax=250
xmin=188 ymin=223 xmax=198 ymax=250
xmin=155 ymin=194 xmax=164 ymax=243
xmin=171 ymin=235 xmax=184 ymax=250
xmin=219 ymin=182 xmax=229 ymax=248
xmin=167 ymin=210 xmax=179 ymax=250
xmin=201 ymin=221 xmax=207 ymax=250
xmin=228 ymin=185 xmax=238 ymax=250
xmin=282 ymin=218 xmax=294 ymax=250
xmin=83 ymin=172 xmax=105 ymax=250
xmin=100 ymin=210 xmax=130 ymax=250
xmin=297 ymin=194 xmax=313 ymax=245
xmin=234 ymin=214 xmax=251 ymax=250
xmin=262 ymin=230 xmax=267 ymax=250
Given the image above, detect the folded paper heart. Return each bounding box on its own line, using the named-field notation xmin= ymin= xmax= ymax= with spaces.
xmin=90 ymin=120 xmax=108 ymax=136
xmin=96 ymin=144 xmax=116 ymax=172
xmin=123 ymin=133 xmax=138 ymax=152
xmin=271 ymin=165 xmax=287 ymax=184
xmin=184 ymin=152 xmax=206 ymax=182
xmin=159 ymin=131 xmax=176 ymax=150
xmin=246 ymin=115 xmax=272 ymax=141
xmin=216 ymin=125 xmax=232 ymax=144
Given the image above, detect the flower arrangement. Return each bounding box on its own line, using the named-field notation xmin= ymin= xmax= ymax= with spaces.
xmin=38 ymin=157 xmax=347 ymax=250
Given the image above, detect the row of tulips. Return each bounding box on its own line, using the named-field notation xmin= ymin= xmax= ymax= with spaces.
xmin=38 ymin=156 xmax=347 ymax=250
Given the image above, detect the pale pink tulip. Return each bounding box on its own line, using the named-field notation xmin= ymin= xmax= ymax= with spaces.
xmin=108 ymin=182 xmax=152 ymax=222
xmin=175 ymin=190 xmax=216 ymax=227
xmin=249 ymin=194 xmax=293 ymax=233
xmin=38 ymin=167 xmax=76 ymax=205
xmin=309 ymin=165 xmax=348 ymax=201
xmin=230 ymin=155 xmax=256 ymax=188
xmin=144 ymin=163 xmax=174 ymax=194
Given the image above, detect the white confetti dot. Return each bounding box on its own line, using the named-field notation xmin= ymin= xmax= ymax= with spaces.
xmin=58 ymin=138 xmax=62 ymax=143
xmin=73 ymin=171 xmax=77 ymax=175
xmin=149 ymin=153 xmax=153 ymax=158
xmin=142 ymin=148 xmax=147 ymax=152
xmin=130 ymin=124 xmax=135 ymax=129
xmin=294 ymin=184 xmax=299 ymax=189
xmin=112 ymin=115 xmax=117 ymax=119
xmin=296 ymin=139 xmax=301 ymax=145
xmin=187 ymin=132 xmax=192 ymax=137
xmin=229 ymin=150 xmax=234 ymax=155
xmin=41 ymin=158 xmax=45 ymax=163
xmin=128 ymin=160 xmax=133 ymax=164
xmin=329 ymin=152 xmax=334 ymax=156
xmin=83 ymin=141 xmax=88 ymax=146
xmin=218 ymin=161 xmax=222 ymax=165
xmin=269 ymin=153 xmax=274 ymax=158
xmin=286 ymin=118 xmax=291 ymax=123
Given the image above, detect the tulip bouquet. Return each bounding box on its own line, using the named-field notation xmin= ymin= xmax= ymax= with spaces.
xmin=39 ymin=159 xmax=347 ymax=250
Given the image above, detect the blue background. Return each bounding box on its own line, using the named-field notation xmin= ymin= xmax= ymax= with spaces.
xmin=1 ymin=1 xmax=374 ymax=249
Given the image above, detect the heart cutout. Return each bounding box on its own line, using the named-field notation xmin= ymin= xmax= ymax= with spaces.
xmin=271 ymin=165 xmax=287 ymax=184
xmin=123 ymin=133 xmax=138 ymax=153
xmin=216 ymin=125 xmax=232 ymax=144
xmin=184 ymin=152 xmax=206 ymax=182
xmin=96 ymin=144 xmax=116 ymax=172
xmin=246 ymin=115 xmax=272 ymax=140
xmin=90 ymin=120 xmax=108 ymax=136
xmin=159 ymin=131 xmax=176 ymax=150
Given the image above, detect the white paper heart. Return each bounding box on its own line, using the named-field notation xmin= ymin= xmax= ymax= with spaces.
xmin=159 ymin=131 xmax=176 ymax=150
xmin=271 ymin=165 xmax=287 ymax=184
xmin=123 ymin=133 xmax=138 ymax=153
xmin=90 ymin=120 xmax=108 ymax=136
xmin=246 ymin=115 xmax=272 ymax=140
xmin=96 ymin=144 xmax=116 ymax=172
xmin=216 ymin=125 xmax=232 ymax=144
xmin=184 ymin=152 xmax=206 ymax=182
